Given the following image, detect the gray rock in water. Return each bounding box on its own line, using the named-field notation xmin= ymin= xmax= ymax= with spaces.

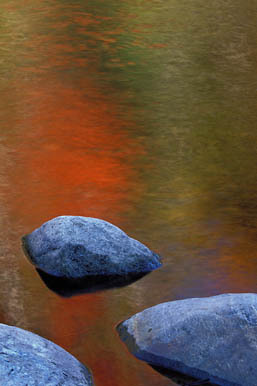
xmin=0 ymin=323 xmax=93 ymax=386
xmin=117 ymin=293 xmax=257 ymax=386
xmin=22 ymin=216 xmax=161 ymax=279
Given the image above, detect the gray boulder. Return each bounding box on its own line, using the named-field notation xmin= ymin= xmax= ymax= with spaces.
xmin=22 ymin=216 xmax=161 ymax=279
xmin=117 ymin=293 xmax=257 ymax=386
xmin=0 ymin=323 xmax=93 ymax=385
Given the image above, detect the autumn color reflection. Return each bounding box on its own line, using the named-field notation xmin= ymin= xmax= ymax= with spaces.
xmin=8 ymin=60 xmax=145 ymax=385
xmin=2 ymin=3 xmax=147 ymax=385
xmin=8 ymin=75 xmax=147 ymax=386
xmin=9 ymin=76 xmax=143 ymax=226
xmin=0 ymin=0 xmax=257 ymax=385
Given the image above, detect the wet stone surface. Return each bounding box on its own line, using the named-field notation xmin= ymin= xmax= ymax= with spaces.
xmin=0 ymin=324 xmax=93 ymax=386
xmin=22 ymin=216 xmax=162 ymax=279
xmin=117 ymin=293 xmax=257 ymax=386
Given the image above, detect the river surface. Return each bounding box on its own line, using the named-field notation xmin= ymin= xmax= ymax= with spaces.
xmin=0 ymin=1 xmax=257 ymax=385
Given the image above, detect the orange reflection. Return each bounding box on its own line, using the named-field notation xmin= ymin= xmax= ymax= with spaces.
xmin=2 ymin=3 xmax=149 ymax=384
xmin=9 ymin=73 xmax=145 ymax=385
xmin=5 ymin=15 xmax=146 ymax=383
xmin=9 ymin=75 xmax=143 ymax=227
xmin=46 ymin=293 xmax=144 ymax=386
xmin=48 ymin=294 xmax=104 ymax=348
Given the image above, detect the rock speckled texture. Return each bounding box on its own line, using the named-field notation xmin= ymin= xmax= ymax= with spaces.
xmin=117 ymin=293 xmax=257 ymax=386
xmin=22 ymin=216 xmax=161 ymax=278
xmin=0 ymin=324 xmax=93 ymax=385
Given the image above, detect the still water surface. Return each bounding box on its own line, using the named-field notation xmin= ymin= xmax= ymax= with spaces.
xmin=0 ymin=0 xmax=257 ymax=385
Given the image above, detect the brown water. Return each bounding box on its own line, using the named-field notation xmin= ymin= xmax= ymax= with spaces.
xmin=0 ymin=0 xmax=256 ymax=385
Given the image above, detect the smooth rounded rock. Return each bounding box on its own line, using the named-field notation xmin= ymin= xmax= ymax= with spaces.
xmin=22 ymin=216 xmax=161 ymax=279
xmin=117 ymin=293 xmax=257 ymax=386
xmin=0 ymin=323 xmax=93 ymax=386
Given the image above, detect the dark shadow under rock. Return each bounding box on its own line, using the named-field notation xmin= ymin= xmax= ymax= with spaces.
xmin=150 ymin=365 xmax=216 ymax=386
xmin=36 ymin=268 xmax=149 ymax=297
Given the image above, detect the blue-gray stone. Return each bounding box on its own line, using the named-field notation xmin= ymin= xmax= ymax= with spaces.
xmin=117 ymin=293 xmax=257 ymax=386
xmin=22 ymin=216 xmax=161 ymax=278
xmin=0 ymin=324 xmax=93 ymax=386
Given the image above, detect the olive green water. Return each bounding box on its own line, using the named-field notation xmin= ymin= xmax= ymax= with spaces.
xmin=0 ymin=0 xmax=256 ymax=385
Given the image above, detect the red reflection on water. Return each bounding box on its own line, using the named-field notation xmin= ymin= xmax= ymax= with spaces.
xmin=48 ymin=294 xmax=104 ymax=348
xmin=10 ymin=76 xmax=143 ymax=227
xmin=4 ymin=5 xmax=148 ymax=385
xmin=9 ymin=73 xmax=145 ymax=385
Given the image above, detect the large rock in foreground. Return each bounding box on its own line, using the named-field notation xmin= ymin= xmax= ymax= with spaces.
xmin=0 ymin=324 xmax=93 ymax=385
xmin=117 ymin=293 xmax=257 ymax=386
xmin=22 ymin=216 xmax=161 ymax=279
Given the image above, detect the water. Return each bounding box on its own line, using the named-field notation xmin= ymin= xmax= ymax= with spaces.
xmin=0 ymin=0 xmax=256 ymax=384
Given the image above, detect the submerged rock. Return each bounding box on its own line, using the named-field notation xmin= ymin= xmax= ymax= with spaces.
xmin=22 ymin=216 xmax=161 ymax=279
xmin=0 ymin=324 xmax=93 ymax=385
xmin=117 ymin=293 xmax=257 ymax=386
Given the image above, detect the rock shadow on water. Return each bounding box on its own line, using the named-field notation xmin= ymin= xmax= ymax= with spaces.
xmin=150 ymin=365 xmax=216 ymax=386
xmin=36 ymin=268 xmax=149 ymax=297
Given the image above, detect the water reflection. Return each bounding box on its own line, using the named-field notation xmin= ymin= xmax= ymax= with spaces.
xmin=36 ymin=268 xmax=149 ymax=297
xmin=0 ymin=0 xmax=256 ymax=385
xmin=6 ymin=77 xmax=143 ymax=226
xmin=151 ymin=366 xmax=214 ymax=386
